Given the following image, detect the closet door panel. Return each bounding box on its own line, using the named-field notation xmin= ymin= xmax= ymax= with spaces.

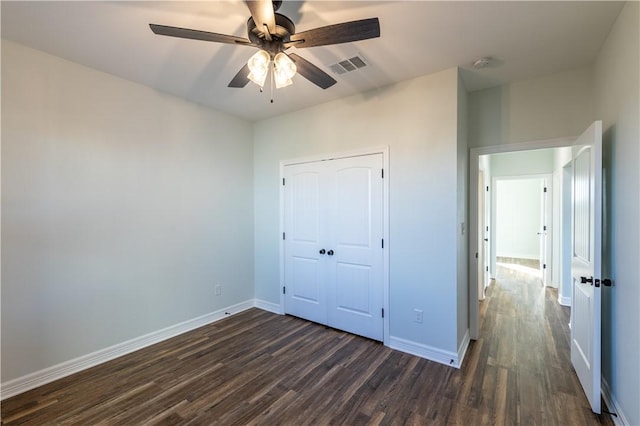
xmin=335 ymin=263 xmax=372 ymax=315
xmin=283 ymin=164 xmax=327 ymax=324
xmin=334 ymin=166 xmax=373 ymax=250
xmin=327 ymin=154 xmax=384 ymax=341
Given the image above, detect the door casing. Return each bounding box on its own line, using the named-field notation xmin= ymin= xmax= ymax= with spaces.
xmin=490 ymin=174 xmax=552 ymax=282
xmin=469 ymin=137 xmax=574 ymax=339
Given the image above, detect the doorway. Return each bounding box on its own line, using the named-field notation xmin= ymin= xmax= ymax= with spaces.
xmin=469 ymin=139 xmax=573 ymax=339
xmin=494 ymin=176 xmax=550 ymax=283
xmin=469 ymin=123 xmax=604 ymax=415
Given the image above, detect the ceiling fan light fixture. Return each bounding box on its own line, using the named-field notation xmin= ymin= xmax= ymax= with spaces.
xmin=274 ymin=74 xmax=293 ymax=89
xmin=247 ymin=50 xmax=270 ymax=87
xmin=273 ymin=52 xmax=297 ymax=89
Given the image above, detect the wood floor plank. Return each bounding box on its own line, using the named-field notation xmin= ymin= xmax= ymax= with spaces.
xmin=1 ymin=260 xmax=615 ymax=425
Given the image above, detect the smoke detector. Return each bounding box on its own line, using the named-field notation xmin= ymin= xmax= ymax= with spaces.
xmin=473 ymin=57 xmax=492 ymax=69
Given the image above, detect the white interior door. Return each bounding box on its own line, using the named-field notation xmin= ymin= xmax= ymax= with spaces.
xmin=326 ymin=154 xmax=384 ymax=341
xmin=283 ymin=154 xmax=384 ymax=341
xmin=283 ymin=162 xmax=327 ymax=325
xmin=570 ymin=120 xmax=602 ymax=414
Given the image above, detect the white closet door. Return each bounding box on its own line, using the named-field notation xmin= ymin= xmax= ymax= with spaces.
xmin=283 ymin=153 xmax=384 ymax=341
xmin=326 ymin=154 xmax=384 ymax=341
xmin=283 ymin=161 xmax=327 ymax=325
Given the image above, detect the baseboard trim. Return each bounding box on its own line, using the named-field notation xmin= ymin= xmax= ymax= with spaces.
xmin=0 ymin=300 xmax=254 ymax=401
xmin=457 ymin=329 xmax=471 ymax=367
xmin=253 ymin=299 xmax=283 ymax=315
xmin=558 ymin=295 xmax=571 ymax=307
xmin=253 ymin=304 xmax=467 ymax=367
xmin=496 ymin=254 xmax=540 ymax=261
xmin=602 ymin=378 xmax=630 ymax=426
xmin=389 ymin=336 xmax=462 ymax=368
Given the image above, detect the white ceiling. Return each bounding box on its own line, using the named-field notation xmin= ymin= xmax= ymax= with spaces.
xmin=1 ymin=1 xmax=624 ymax=122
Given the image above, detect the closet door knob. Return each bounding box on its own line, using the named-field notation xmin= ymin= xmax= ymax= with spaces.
xmin=319 ymin=249 xmax=326 ymax=255
xmin=327 ymin=250 xmax=334 ymax=256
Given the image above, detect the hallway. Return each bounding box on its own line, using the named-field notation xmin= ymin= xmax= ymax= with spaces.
xmin=472 ymin=260 xmax=613 ymax=424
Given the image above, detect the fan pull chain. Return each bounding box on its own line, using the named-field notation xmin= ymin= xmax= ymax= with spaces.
xmin=270 ymin=62 xmax=275 ymax=104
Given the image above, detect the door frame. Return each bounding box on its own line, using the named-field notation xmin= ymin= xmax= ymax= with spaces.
xmin=469 ymin=137 xmax=573 ymax=339
xmin=490 ymin=174 xmax=552 ymax=282
xmin=477 ymin=170 xmax=487 ymax=301
xmin=279 ymin=146 xmax=390 ymax=345
xmin=559 ymin=162 xmax=573 ymax=306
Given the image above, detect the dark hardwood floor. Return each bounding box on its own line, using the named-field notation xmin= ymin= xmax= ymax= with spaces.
xmin=2 ymin=263 xmax=613 ymax=425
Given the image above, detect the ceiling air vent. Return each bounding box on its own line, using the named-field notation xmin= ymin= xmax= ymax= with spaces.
xmin=328 ymin=55 xmax=369 ymax=75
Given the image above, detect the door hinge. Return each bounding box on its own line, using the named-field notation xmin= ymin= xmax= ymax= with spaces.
xmin=486 ymin=266 xmax=489 ymax=272
xmin=475 ymin=252 xmax=478 ymax=259
xmin=486 ymin=186 xmax=489 ymax=192
xmin=543 ymin=187 xmax=547 ymax=193
xmin=543 ymin=264 xmax=547 ymax=269
xmin=282 ymin=178 xmax=285 ymax=186
xmin=283 ymin=232 xmax=285 ymax=240
xmin=543 ymin=225 xmax=547 ymax=231
xmin=381 ymin=239 xmax=384 ymax=249
xmin=381 ymin=308 xmax=384 ymax=318
xmin=283 ymin=286 xmax=286 ymax=294
xmin=381 ymin=169 xmax=384 ymax=179
xmin=486 ymin=226 xmax=489 ymax=232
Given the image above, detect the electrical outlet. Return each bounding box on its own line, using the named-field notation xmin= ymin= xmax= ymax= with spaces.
xmin=413 ymin=309 xmax=423 ymax=323
xmin=215 ymin=285 xmax=222 ymax=296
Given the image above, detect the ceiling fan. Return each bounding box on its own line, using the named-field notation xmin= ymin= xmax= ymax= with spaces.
xmin=149 ymin=0 xmax=380 ymax=91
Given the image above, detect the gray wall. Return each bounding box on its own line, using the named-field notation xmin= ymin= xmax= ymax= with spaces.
xmin=1 ymin=40 xmax=255 ymax=382
xmin=254 ymin=68 xmax=464 ymax=354
xmin=468 ymin=67 xmax=594 ymax=148
xmin=594 ymin=3 xmax=640 ymax=424
xmin=490 ymin=149 xmax=555 ymax=177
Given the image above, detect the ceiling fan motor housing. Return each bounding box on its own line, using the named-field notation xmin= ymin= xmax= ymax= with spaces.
xmin=248 ymin=13 xmax=295 ymax=56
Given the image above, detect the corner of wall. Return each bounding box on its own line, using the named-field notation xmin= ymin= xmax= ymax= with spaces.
xmin=389 ymin=335 xmax=466 ymax=369
xmin=457 ymin=69 xmax=470 ymax=348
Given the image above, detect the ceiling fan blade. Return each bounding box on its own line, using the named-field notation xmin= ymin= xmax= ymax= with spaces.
xmin=245 ymin=0 xmax=276 ymax=38
xmin=228 ymin=64 xmax=251 ymax=88
xmin=149 ymin=24 xmax=253 ymax=46
xmin=289 ymin=18 xmax=380 ymax=48
xmin=288 ymin=53 xmax=336 ymax=89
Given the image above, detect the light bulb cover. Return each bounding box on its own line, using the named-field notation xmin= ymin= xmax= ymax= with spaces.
xmin=247 ymin=50 xmax=270 ymax=87
xmin=273 ymin=52 xmax=296 ymax=89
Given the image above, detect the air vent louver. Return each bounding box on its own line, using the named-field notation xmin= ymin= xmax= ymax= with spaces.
xmin=328 ymin=55 xmax=369 ymax=75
